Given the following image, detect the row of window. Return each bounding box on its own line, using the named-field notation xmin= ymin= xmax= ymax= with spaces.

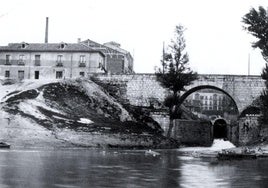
xmin=4 ymin=70 xmax=85 ymax=79
xmin=201 ymin=106 xmax=223 ymax=110
xmin=5 ymin=54 xmax=87 ymax=65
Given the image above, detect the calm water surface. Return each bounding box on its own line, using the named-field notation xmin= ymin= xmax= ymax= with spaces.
xmin=0 ymin=149 xmax=268 ymax=188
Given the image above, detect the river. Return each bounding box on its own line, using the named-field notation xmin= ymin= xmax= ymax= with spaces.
xmin=0 ymin=142 xmax=268 ymax=188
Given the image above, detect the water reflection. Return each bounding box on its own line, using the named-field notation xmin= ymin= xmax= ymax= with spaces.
xmin=0 ymin=149 xmax=267 ymax=187
xmin=179 ymin=156 xmax=232 ymax=188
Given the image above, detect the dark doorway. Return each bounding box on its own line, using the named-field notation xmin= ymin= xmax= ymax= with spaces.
xmin=35 ymin=71 xmax=39 ymax=79
xmin=213 ymin=119 xmax=227 ymax=139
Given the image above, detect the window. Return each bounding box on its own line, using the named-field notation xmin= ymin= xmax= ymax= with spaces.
xmin=18 ymin=55 xmax=25 ymax=65
xmin=35 ymin=55 xmax=41 ymax=66
xmin=21 ymin=42 xmax=28 ymax=49
xmin=194 ymin=93 xmax=200 ymax=100
xmin=121 ymin=60 xmax=125 ymax=72
xmin=60 ymin=43 xmax=65 ymax=49
xmin=57 ymin=55 xmax=62 ymax=62
xmin=18 ymin=70 xmax=24 ymax=80
xmin=35 ymin=71 xmax=39 ymax=79
xmin=56 ymin=71 xmax=63 ymax=79
xmin=5 ymin=71 xmax=10 ymax=78
xmin=79 ymin=72 xmax=85 ymax=77
xmin=5 ymin=55 xmax=11 ymax=65
xmin=79 ymin=55 xmax=86 ymax=63
xmin=79 ymin=55 xmax=86 ymax=67
xmin=56 ymin=55 xmax=63 ymax=66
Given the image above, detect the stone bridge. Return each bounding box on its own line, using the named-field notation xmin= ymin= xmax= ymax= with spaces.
xmin=94 ymin=74 xmax=265 ymax=114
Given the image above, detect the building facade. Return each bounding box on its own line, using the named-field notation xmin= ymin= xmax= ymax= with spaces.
xmin=82 ymin=39 xmax=134 ymax=74
xmin=0 ymin=42 xmax=105 ymax=80
xmin=183 ymin=89 xmax=237 ymax=116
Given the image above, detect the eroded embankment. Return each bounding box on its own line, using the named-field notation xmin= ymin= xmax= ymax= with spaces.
xmin=0 ymin=79 xmax=178 ymax=149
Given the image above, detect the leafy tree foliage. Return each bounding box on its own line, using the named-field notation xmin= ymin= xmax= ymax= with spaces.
xmin=156 ymin=25 xmax=198 ymax=137
xmin=243 ymin=6 xmax=268 ymax=125
xmin=242 ymin=6 xmax=268 ymax=61
xmin=260 ymin=64 xmax=268 ymax=125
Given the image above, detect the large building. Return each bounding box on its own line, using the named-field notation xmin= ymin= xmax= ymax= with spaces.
xmin=183 ymin=89 xmax=238 ymax=116
xmin=0 ymin=42 xmax=106 ymax=80
xmin=81 ymin=39 xmax=134 ymax=74
xmin=0 ymin=17 xmax=134 ymax=80
xmin=0 ymin=40 xmax=134 ymax=80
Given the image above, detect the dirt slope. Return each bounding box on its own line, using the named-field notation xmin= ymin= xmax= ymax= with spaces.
xmin=0 ymin=79 xmax=178 ymax=149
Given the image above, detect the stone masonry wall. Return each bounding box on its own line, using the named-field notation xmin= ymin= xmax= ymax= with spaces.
xmin=150 ymin=112 xmax=170 ymax=133
xmin=172 ymin=119 xmax=213 ymax=146
xmin=94 ymin=74 xmax=168 ymax=107
xmin=238 ymin=116 xmax=261 ymax=145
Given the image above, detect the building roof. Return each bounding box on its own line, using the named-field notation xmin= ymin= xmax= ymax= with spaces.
xmin=81 ymin=39 xmax=128 ymax=57
xmin=103 ymin=41 xmax=129 ymax=55
xmin=0 ymin=42 xmax=105 ymax=56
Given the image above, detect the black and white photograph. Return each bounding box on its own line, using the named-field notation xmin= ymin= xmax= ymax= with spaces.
xmin=0 ymin=0 xmax=268 ymax=187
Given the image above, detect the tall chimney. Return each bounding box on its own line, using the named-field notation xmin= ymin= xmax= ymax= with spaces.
xmin=45 ymin=17 xmax=49 ymax=43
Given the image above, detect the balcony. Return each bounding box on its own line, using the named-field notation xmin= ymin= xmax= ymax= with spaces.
xmin=4 ymin=61 xmax=11 ymax=65
xmin=79 ymin=62 xmax=86 ymax=67
xmin=18 ymin=61 xmax=25 ymax=66
xmin=35 ymin=60 xmax=41 ymax=66
xmin=56 ymin=62 xmax=63 ymax=67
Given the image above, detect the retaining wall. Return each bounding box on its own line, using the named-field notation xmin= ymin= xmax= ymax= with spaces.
xmin=172 ymin=119 xmax=213 ymax=146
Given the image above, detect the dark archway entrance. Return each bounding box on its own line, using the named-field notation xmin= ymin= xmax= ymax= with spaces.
xmin=213 ymin=119 xmax=227 ymax=139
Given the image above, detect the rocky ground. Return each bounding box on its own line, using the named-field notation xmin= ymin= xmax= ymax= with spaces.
xmin=0 ymin=78 xmax=179 ymax=149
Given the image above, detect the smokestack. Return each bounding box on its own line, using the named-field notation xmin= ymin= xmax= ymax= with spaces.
xmin=45 ymin=17 xmax=49 ymax=43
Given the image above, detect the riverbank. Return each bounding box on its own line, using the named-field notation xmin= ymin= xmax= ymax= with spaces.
xmin=178 ymin=139 xmax=268 ymax=160
xmin=0 ymin=79 xmax=179 ymax=149
xmin=216 ymin=142 xmax=268 ymax=160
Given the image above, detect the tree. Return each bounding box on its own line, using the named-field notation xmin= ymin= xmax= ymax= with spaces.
xmin=242 ymin=7 xmax=268 ymax=125
xmin=242 ymin=6 xmax=268 ymax=61
xmin=156 ymin=25 xmax=198 ymax=137
xmin=259 ymin=64 xmax=268 ymax=125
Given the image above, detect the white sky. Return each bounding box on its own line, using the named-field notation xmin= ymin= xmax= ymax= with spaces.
xmin=0 ymin=0 xmax=267 ymax=75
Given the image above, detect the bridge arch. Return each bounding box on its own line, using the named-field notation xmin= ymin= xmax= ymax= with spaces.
xmin=180 ymin=85 xmax=239 ymax=113
xmin=239 ymin=106 xmax=261 ymax=118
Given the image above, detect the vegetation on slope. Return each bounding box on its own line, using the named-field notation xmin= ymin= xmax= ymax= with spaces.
xmin=1 ymin=79 xmax=178 ymax=149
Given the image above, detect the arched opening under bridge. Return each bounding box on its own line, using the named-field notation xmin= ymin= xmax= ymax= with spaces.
xmin=180 ymin=85 xmax=239 ymax=113
xmin=180 ymin=85 xmax=239 ymax=118
xmin=181 ymin=85 xmax=240 ymax=142
xmin=213 ymin=119 xmax=227 ymax=139
xmin=239 ymin=106 xmax=261 ymax=118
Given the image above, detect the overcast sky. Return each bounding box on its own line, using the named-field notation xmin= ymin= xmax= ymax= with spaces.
xmin=0 ymin=0 xmax=267 ymax=75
